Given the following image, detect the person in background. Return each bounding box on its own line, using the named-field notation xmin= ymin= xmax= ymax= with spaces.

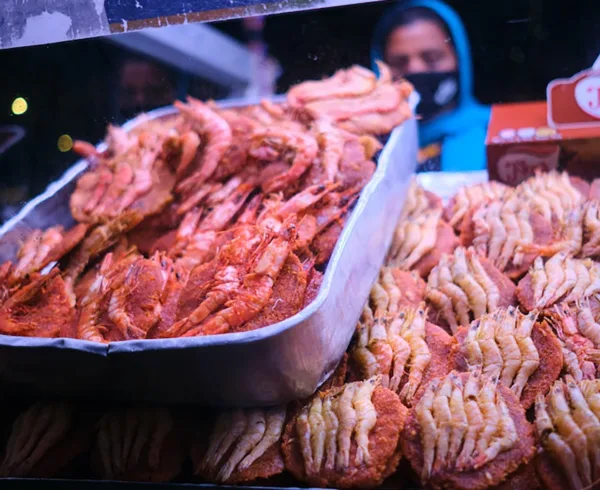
xmin=371 ymin=0 xmax=490 ymax=172
xmin=118 ymin=59 xmax=176 ymax=121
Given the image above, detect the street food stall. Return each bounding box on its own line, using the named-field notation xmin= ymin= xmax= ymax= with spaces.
xmin=0 ymin=1 xmax=600 ymax=489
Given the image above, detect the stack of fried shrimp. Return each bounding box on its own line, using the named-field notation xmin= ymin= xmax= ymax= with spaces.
xmin=0 ymin=62 xmax=414 ymax=343
xmin=3 ymin=171 xmax=600 ymax=489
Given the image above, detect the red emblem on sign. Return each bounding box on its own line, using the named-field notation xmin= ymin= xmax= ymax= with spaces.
xmin=547 ymin=56 xmax=600 ymax=129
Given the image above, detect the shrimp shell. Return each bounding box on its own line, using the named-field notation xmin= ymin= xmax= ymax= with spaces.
xmin=537 ymin=252 xmax=567 ymax=307
xmin=467 ymin=249 xmax=500 ymax=312
xmin=455 ymin=371 xmax=484 ymax=471
xmin=438 ymin=256 xmax=471 ymax=327
xmin=451 ymin=248 xmax=487 ymax=319
xmin=535 ymin=393 xmax=584 ymax=490
xmin=432 ymin=376 xmax=453 ymax=473
xmin=335 ymin=383 xmax=357 ymax=470
xmin=400 ymin=307 xmax=432 ymax=404
xmin=308 ymin=396 xmax=326 ymax=473
xmin=576 ymin=299 xmax=600 ymax=348
xmin=447 ymin=374 xmax=468 ymax=464
xmin=549 ymin=381 xmax=592 ymax=486
xmin=415 ymin=379 xmax=439 ymax=480
xmin=476 ymin=315 xmax=503 ymax=381
xmin=238 ymin=408 xmax=286 ymax=472
xmin=353 ymin=378 xmax=378 ymax=465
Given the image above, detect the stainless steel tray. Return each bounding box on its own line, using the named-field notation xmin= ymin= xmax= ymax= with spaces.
xmin=0 ymin=96 xmax=418 ymax=406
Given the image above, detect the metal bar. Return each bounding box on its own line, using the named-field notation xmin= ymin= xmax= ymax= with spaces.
xmin=0 ymin=0 xmax=384 ymax=50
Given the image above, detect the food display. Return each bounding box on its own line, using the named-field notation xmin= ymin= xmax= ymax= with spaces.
xmin=282 ymin=377 xmax=407 ymax=488
xmin=401 ymin=370 xmax=535 ymax=489
xmin=1 ymin=169 xmax=599 ymax=489
xmin=0 ymin=63 xmax=413 ymax=342
xmin=452 ymin=307 xmax=563 ymax=409
xmin=0 ymin=402 xmax=97 ymax=478
xmin=91 ymin=407 xmax=185 ymax=482
xmin=191 ymin=406 xmax=287 ymax=484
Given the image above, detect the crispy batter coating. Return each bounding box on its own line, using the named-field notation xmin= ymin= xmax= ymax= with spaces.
xmin=0 ymin=64 xmax=411 ymax=342
xmin=0 ymin=402 xmax=96 ymax=478
xmin=453 ymin=307 xmax=563 ymax=408
xmin=237 ymin=252 xmax=307 ymax=332
xmin=191 ymin=406 xmax=287 ymax=484
xmin=282 ymin=378 xmax=407 ymax=488
xmin=0 ymin=270 xmax=77 ymax=338
xmin=492 ymin=462 xmax=540 ymax=490
xmin=8 ymin=224 xmax=88 ymax=286
xmin=401 ymin=371 xmax=535 ymax=490
xmin=303 ymin=268 xmax=323 ymax=308
xmin=90 ymin=407 xmax=184 ymax=483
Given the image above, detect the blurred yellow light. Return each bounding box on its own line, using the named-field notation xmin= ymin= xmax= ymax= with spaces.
xmin=11 ymin=97 xmax=28 ymax=115
xmin=57 ymin=134 xmax=73 ymax=152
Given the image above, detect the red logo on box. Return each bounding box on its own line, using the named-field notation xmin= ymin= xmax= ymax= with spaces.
xmin=548 ymin=69 xmax=600 ymax=129
xmin=496 ymin=144 xmax=559 ymax=185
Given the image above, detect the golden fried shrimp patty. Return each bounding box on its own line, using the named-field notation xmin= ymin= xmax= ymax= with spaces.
xmin=452 ymin=307 xmax=563 ymax=409
xmin=191 ymin=406 xmax=286 ymax=484
xmin=0 ymin=402 xmax=96 ymax=478
xmin=517 ymin=253 xmax=600 ymax=310
xmin=426 ymin=247 xmax=517 ymax=334
xmin=377 ymin=267 xmax=427 ymax=310
xmin=534 ymin=377 xmax=600 ymax=490
xmin=351 ymin=297 xmax=454 ymax=406
xmin=414 ymin=219 xmax=460 ymax=278
xmin=401 ymin=371 xmax=535 ymax=490
xmin=443 ymin=181 xmax=510 ymax=231
xmin=282 ymin=378 xmax=407 ymax=488
xmin=399 ymin=179 xmax=443 ymax=223
xmin=388 ymin=211 xmax=459 ymax=279
xmin=458 ymin=199 xmax=553 ymax=280
xmin=90 ymin=407 xmax=184 ymax=483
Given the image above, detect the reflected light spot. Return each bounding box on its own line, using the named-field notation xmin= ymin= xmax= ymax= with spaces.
xmin=57 ymin=134 xmax=73 ymax=152
xmin=11 ymin=97 xmax=28 ymax=115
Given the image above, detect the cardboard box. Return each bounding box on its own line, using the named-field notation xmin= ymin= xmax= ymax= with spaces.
xmin=486 ymin=101 xmax=600 ymax=186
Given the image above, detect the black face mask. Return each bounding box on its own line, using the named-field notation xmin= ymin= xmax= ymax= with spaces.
xmin=404 ymin=71 xmax=460 ymax=122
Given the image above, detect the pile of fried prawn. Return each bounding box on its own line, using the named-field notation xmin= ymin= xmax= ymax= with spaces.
xmin=0 ymin=62 xmax=413 ymax=342
xmin=2 ymin=169 xmax=600 ymax=490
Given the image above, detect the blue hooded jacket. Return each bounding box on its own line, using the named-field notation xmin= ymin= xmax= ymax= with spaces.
xmin=371 ymin=0 xmax=490 ymax=172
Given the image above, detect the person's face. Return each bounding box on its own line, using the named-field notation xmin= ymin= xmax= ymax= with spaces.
xmin=119 ymin=61 xmax=175 ymax=117
xmin=385 ymin=19 xmax=458 ymax=79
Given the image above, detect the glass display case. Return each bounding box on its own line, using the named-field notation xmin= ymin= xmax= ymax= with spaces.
xmin=0 ymin=1 xmax=599 ymax=489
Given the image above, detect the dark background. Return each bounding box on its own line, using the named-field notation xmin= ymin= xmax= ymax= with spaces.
xmin=0 ymin=0 xmax=598 ymax=218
